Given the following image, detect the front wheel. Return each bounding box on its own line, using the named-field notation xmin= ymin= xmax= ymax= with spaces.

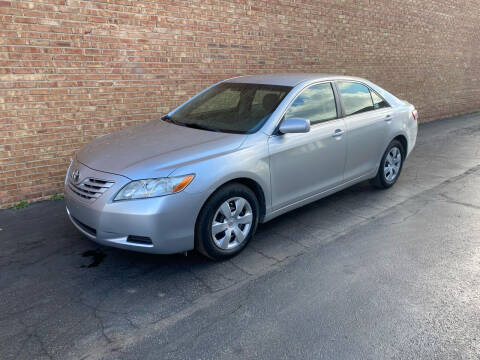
xmin=371 ymin=140 xmax=405 ymax=189
xmin=195 ymin=183 xmax=259 ymax=260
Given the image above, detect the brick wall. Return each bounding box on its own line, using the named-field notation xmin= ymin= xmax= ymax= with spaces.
xmin=1 ymin=0 xmax=479 ymax=208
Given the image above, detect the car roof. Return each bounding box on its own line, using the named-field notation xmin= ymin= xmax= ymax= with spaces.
xmin=224 ymin=73 xmax=366 ymax=87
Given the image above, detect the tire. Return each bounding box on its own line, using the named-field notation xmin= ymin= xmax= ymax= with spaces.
xmin=195 ymin=183 xmax=259 ymax=260
xmin=371 ymin=139 xmax=405 ymax=189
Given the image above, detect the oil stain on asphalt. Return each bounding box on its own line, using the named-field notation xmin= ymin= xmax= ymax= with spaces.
xmin=81 ymin=249 xmax=106 ymax=268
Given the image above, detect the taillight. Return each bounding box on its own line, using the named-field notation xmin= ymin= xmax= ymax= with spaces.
xmin=412 ymin=109 xmax=418 ymax=121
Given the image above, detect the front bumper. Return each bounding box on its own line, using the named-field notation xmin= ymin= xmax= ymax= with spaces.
xmin=65 ymin=161 xmax=205 ymax=254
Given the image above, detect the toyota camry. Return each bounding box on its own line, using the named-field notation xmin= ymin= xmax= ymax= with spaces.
xmin=65 ymin=74 xmax=418 ymax=260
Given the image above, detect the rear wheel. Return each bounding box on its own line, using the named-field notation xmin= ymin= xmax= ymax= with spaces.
xmin=371 ymin=140 xmax=405 ymax=189
xmin=196 ymin=183 xmax=259 ymax=260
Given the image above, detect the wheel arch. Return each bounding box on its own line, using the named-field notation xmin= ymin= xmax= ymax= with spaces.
xmin=193 ymin=177 xmax=267 ymax=252
xmin=203 ymin=177 xmax=267 ymax=222
xmin=392 ymin=134 xmax=408 ymax=155
xmin=373 ymin=132 xmax=409 ymax=179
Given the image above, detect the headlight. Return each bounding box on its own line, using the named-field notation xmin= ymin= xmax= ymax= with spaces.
xmin=114 ymin=174 xmax=195 ymax=201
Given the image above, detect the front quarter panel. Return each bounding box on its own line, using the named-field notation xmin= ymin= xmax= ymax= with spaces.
xmin=170 ymin=132 xmax=272 ymax=215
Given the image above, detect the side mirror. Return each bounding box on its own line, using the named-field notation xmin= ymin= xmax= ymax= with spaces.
xmin=278 ymin=118 xmax=311 ymax=134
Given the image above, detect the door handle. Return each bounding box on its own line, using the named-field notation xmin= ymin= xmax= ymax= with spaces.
xmin=384 ymin=115 xmax=392 ymax=122
xmin=332 ymin=129 xmax=344 ymax=137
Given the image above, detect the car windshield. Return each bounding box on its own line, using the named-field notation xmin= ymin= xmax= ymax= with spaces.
xmin=168 ymin=83 xmax=292 ymax=134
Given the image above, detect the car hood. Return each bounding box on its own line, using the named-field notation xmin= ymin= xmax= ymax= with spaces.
xmin=77 ymin=120 xmax=247 ymax=179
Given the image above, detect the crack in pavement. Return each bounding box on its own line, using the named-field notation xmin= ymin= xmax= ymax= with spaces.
xmin=438 ymin=193 xmax=480 ymax=211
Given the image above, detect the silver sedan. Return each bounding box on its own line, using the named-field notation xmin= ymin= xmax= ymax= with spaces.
xmin=65 ymin=74 xmax=418 ymax=260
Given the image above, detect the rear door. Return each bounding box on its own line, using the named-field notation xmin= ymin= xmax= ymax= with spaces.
xmin=335 ymin=81 xmax=392 ymax=181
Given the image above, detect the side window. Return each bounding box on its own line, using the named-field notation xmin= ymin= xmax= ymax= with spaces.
xmin=371 ymin=90 xmax=390 ymax=109
xmin=337 ymin=82 xmax=374 ymax=116
xmin=191 ymin=88 xmax=240 ymax=114
xmin=285 ymin=83 xmax=337 ymax=125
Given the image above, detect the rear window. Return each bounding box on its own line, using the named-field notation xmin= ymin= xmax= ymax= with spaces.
xmin=371 ymin=90 xmax=390 ymax=109
xmin=337 ymin=82 xmax=374 ymax=116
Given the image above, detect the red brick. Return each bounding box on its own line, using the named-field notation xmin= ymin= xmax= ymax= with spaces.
xmin=0 ymin=0 xmax=479 ymax=208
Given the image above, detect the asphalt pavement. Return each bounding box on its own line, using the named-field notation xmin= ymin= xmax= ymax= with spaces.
xmin=1 ymin=113 xmax=479 ymax=359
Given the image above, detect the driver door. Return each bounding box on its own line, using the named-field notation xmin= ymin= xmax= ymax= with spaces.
xmin=268 ymin=82 xmax=347 ymax=211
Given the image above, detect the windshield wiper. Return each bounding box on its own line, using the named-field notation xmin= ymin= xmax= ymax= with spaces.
xmin=182 ymin=123 xmax=220 ymax=132
xmin=162 ymin=116 xmax=220 ymax=132
xmin=161 ymin=114 xmax=174 ymax=122
xmin=161 ymin=114 xmax=186 ymax=127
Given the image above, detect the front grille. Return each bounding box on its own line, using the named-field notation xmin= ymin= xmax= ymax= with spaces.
xmin=69 ymin=177 xmax=114 ymax=201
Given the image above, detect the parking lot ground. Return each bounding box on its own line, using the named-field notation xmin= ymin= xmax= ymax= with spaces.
xmin=1 ymin=113 xmax=479 ymax=359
